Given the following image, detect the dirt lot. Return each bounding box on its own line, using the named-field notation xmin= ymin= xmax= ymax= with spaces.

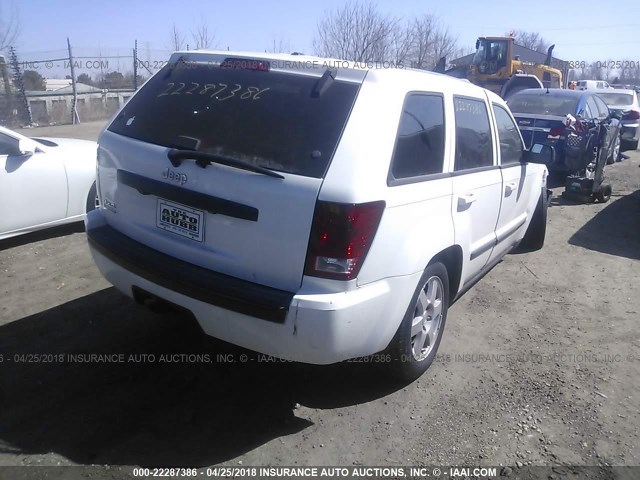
xmin=1 ymin=124 xmax=639 ymax=477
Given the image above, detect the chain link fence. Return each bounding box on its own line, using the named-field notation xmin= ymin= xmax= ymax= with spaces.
xmin=1 ymin=41 xmax=175 ymax=127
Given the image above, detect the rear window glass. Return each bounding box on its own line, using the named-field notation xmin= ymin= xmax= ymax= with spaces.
xmin=507 ymin=94 xmax=579 ymax=116
xmin=107 ymin=60 xmax=360 ymax=178
xmin=597 ymin=92 xmax=634 ymax=106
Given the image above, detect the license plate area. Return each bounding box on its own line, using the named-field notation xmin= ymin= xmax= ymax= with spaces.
xmin=156 ymin=199 xmax=205 ymax=242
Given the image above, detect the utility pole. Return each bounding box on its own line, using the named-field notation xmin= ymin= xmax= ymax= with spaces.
xmin=133 ymin=40 xmax=138 ymax=90
xmin=67 ymin=38 xmax=80 ymax=124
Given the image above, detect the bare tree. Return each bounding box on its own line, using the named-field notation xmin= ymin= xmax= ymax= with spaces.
xmin=191 ymin=21 xmax=216 ymax=50
xmin=0 ymin=0 xmax=19 ymax=51
xmin=167 ymin=23 xmax=186 ymax=51
xmin=408 ymin=14 xmax=437 ymax=69
xmin=588 ymin=62 xmax=603 ymax=81
xmin=574 ymin=65 xmax=588 ymax=81
xmin=313 ymin=1 xmax=402 ymax=63
xmin=431 ymin=26 xmax=462 ymax=66
xmin=618 ymin=63 xmax=639 ymax=84
xmin=406 ymin=14 xmax=463 ymax=70
xmin=508 ymin=31 xmax=550 ymax=53
xmin=314 ymin=5 xmax=463 ymax=69
xmin=383 ymin=20 xmax=413 ymax=65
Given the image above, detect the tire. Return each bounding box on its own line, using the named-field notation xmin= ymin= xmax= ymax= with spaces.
xmin=596 ymin=184 xmax=612 ymax=203
xmin=85 ymin=182 xmax=99 ymax=213
xmin=607 ymin=135 xmax=620 ymax=164
xmin=519 ymin=189 xmax=547 ymax=251
xmin=387 ymin=262 xmax=449 ymax=382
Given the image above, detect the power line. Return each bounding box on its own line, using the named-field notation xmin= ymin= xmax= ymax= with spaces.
xmin=451 ymin=23 xmax=640 ymax=31
xmin=559 ymin=41 xmax=640 ymax=47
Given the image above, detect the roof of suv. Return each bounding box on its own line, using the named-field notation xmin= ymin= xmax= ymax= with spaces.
xmin=169 ymin=49 xmax=495 ymax=100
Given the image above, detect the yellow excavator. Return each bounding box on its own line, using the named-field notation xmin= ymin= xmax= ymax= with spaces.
xmin=435 ymin=35 xmax=563 ymax=99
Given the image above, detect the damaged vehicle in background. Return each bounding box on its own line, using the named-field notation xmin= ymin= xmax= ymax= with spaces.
xmin=507 ymin=88 xmax=621 ymax=173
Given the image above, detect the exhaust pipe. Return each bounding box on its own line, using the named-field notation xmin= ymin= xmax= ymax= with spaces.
xmin=544 ymin=45 xmax=555 ymax=66
xmin=132 ymin=286 xmax=175 ymax=314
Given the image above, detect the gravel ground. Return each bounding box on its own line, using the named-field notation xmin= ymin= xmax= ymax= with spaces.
xmin=1 ymin=124 xmax=639 ymax=478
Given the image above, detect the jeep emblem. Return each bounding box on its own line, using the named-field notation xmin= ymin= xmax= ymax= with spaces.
xmin=162 ymin=167 xmax=188 ymax=185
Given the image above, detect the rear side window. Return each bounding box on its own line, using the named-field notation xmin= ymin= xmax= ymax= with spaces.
xmin=493 ymin=105 xmax=523 ymax=165
xmin=107 ymin=60 xmax=360 ymax=178
xmin=453 ymin=96 xmax=493 ymax=170
xmin=586 ymin=97 xmax=599 ymax=119
xmin=583 ymin=101 xmax=593 ymax=118
xmin=593 ymin=96 xmax=609 ymax=117
xmin=390 ymin=94 xmax=445 ymax=180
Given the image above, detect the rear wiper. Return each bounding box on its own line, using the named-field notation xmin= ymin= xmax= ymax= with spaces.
xmin=311 ymin=67 xmax=337 ymax=98
xmin=162 ymin=55 xmax=187 ymax=80
xmin=167 ymin=149 xmax=285 ymax=179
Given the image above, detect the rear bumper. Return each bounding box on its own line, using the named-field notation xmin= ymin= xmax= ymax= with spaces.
xmin=86 ymin=210 xmax=418 ymax=364
xmin=87 ymin=218 xmax=292 ymax=323
xmin=620 ymin=124 xmax=639 ymax=143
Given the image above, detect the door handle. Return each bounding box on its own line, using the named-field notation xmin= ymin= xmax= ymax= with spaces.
xmin=457 ymin=193 xmax=476 ymax=210
xmin=505 ymin=182 xmax=518 ymax=197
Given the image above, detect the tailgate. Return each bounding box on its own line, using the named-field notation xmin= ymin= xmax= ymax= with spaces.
xmin=98 ymin=53 xmax=364 ymax=292
xmin=514 ymin=114 xmax=566 ymax=149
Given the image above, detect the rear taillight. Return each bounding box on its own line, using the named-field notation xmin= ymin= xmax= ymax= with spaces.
xmin=623 ymin=110 xmax=640 ymax=120
xmin=549 ymin=127 xmax=565 ymax=137
xmin=305 ymin=201 xmax=385 ymax=280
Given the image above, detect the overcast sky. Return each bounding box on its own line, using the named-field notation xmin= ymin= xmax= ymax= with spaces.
xmin=9 ymin=0 xmax=640 ymax=75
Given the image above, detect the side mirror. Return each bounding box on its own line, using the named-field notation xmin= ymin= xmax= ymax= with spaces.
xmin=523 ymin=143 xmax=554 ymax=165
xmin=17 ymin=138 xmax=37 ymax=156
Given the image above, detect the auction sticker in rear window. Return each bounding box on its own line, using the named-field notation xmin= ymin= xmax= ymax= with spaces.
xmin=156 ymin=199 xmax=205 ymax=242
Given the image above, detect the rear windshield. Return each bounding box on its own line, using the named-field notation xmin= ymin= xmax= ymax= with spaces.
xmin=107 ymin=60 xmax=360 ymax=178
xmin=597 ymin=92 xmax=634 ymax=106
xmin=507 ymin=94 xmax=579 ymax=116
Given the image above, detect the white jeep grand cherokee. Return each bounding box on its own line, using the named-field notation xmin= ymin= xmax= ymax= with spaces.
xmin=86 ymin=51 xmax=550 ymax=380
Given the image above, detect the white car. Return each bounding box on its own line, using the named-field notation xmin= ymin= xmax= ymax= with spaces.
xmin=595 ymin=88 xmax=640 ymax=151
xmin=576 ymin=80 xmax=611 ymax=91
xmin=86 ymin=51 xmax=549 ymax=380
xmin=0 ymin=126 xmax=98 ymax=240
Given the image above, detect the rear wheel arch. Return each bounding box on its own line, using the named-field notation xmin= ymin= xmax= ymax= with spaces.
xmin=428 ymin=245 xmax=463 ymax=303
xmin=85 ymin=181 xmax=98 ymax=214
xmin=518 ymin=187 xmax=547 ymax=251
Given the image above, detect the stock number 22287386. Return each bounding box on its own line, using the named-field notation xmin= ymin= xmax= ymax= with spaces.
xmin=157 ymin=82 xmax=270 ymax=101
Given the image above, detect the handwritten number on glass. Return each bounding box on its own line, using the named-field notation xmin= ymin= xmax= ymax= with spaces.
xmin=157 ymin=83 xmax=174 ymax=97
xmin=157 ymin=82 xmax=269 ymax=100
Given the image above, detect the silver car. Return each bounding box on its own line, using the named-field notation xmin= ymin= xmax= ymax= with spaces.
xmin=595 ymin=89 xmax=640 ymax=151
